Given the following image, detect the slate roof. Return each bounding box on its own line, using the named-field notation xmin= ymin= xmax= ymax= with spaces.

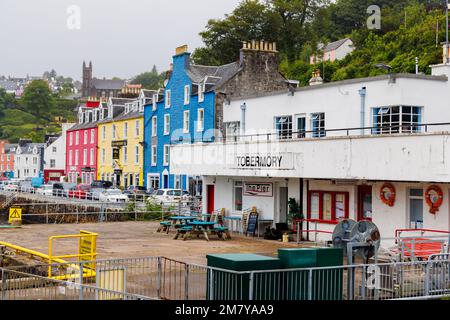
xmin=4 ymin=144 xmax=18 ymax=154
xmin=0 ymin=80 xmax=19 ymax=91
xmin=101 ymin=110 xmax=143 ymax=124
xmin=141 ymin=89 xmax=157 ymax=98
xmin=91 ymin=78 xmax=125 ymax=90
xmin=186 ymin=62 xmax=240 ymax=92
xmin=321 ymin=38 xmax=352 ymax=53
xmin=16 ymin=143 xmax=46 ymax=155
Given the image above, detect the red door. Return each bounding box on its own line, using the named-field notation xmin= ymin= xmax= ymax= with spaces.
xmin=207 ymin=185 xmax=215 ymax=214
xmin=357 ymin=186 xmax=373 ymax=221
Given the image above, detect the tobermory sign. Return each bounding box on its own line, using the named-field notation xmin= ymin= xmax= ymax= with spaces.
xmin=233 ymin=153 xmax=294 ymax=170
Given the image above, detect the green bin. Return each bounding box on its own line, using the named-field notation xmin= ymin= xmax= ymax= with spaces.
xmin=206 ymin=253 xmax=281 ymax=300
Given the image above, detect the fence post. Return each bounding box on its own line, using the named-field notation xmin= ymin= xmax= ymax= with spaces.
xmin=184 ymin=264 xmax=190 ymax=300
xmin=361 ymin=266 xmax=366 ymax=300
xmin=156 ymin=257 xmax=162 ymax=299
xmin=1 ymin=269 xmax=6 ymax=300
xmin=248 ymin=272 xmax=254 ymax=301
xmin=307 ymin=269 xmax=313 ymax=301
xmin=208 ymin=269 xmax=214 ymax=300
xmin=46 ymin=204 xmax=49 ymax=224
xmin=424 ymin=261 xmax=431 ymax=296
xmin=79 ymin=262 xmax=84 ymax=300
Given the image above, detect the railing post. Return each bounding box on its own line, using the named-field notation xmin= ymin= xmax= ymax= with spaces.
xmin=248 ymin=272 xmax=254 ymax=301
xmin=361 ymin=266 xmax=366 ymax=300
xmin=156 ymin=257 xmax=162 ymax=299
xmin=1 ymin=269 xmax=7 ymax=300
xmin=208 ymin=269 xmax=214 ymax=300
xmin=184 ymin=264 xmax=190 ymax=300
xmin=296 ymin=221 xmax=300 ymax=244
xmin=424 ymin=261 xmax=431 ymax=296
xmin=46 ymin=204 xmax=49 ymax=224
xmin=307 ymin=269 xmax=313 ymax=301
xmin=79 ymin=262 xmax=84 ymax=300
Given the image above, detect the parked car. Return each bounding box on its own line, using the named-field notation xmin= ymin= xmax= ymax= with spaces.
xmin=68 ymin=184 xmax=92 ymax=200
xmin=90 ymin=180 xmax=114 ymax=200
xmin=52 ymin=183 xmax=76 ymax=197
xmin=98 ymin=189 xmax=128 ymax=203
xmin=37 ymin=184 xmax=54 ymax=197
xmin=19 ymin=180 xmax=35 ymax=193
xmin=148 ymin=189 xmax=184 ymax=205
xmin=4 ymin=182 xmax=19 ymax=192
xmin=124 ymin=186 xmax=148 ymax=201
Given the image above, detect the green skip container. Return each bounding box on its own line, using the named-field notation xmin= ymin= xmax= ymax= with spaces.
xmin=206 ymin=253 xmax=282 ymax=300
xmin=278 ymin=248 xmax=344 ymax=300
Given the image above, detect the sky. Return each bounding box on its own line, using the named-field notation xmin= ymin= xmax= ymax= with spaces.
xmin=0 ymin=0 xmax=242 ymax=81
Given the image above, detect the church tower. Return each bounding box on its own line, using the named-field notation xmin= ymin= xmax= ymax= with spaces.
xmin=82 ymin=61 xmax=93 ymax=98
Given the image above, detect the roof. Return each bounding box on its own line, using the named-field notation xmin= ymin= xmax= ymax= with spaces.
xmin=110 ymin=98 xmax=135 ymax=106
xmin=321 ymin=38 xmax=352 ymax=53
xmin=68 ymin=121 xmax=98 ymax=131
xmin=0 ymin=80 xmax=20 ymax=91
xmin=4 ymin=144 xmax=18 ymax=153
xmin=100 ymin=110 xmax=143 ymax=124
xmin=186 ymin=62 xmax=240 ymax=91
xmin=91 ymin=78 xmax=125 ymax=90
xmin=141 ymin=89 xmax=157 ymax=98
xmin=16 ymin=143 xmax=46 ymax=155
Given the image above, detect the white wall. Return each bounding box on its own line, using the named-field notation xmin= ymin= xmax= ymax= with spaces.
xmin=44 ymin=123 xmax=74 ymax=171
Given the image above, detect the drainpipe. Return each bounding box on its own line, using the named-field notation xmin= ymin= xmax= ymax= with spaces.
xmin=358 ymin=87 xmax=367 ymax=135
xmin=240 ymin=102 xmax=247 ymax=136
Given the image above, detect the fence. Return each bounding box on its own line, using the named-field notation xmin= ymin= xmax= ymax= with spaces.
xmin=6 ymin=254 xmax=450 ymax=300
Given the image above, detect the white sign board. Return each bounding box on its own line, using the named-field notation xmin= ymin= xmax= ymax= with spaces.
xmin=232 ymin=153 xmax=294 ymax=170
xmin=244 ymin=183 xmax=273 ymax=197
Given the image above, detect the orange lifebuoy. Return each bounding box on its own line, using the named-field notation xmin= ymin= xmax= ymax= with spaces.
xmin=380 ymin=183 xmax=396 ymax=207
xmin=425 ymin=185 xmax=443 ymax=214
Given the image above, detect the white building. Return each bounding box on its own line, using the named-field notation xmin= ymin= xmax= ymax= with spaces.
xmin=14 ymin=140 xmax=46 ymax=179
xmin=44 ymin=123 xmax=75 ymax=179
xmin=171 ymin=50 xmax=450 ymax=246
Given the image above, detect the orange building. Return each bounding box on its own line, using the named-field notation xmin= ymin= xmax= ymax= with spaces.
xmin=0 ymin=140 xmax=15 ymax=179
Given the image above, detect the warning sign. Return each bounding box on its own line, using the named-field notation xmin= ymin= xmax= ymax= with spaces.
xmin=79 ymin=230 xmax=97 ymax=270
xmin=8 ymin=207 xmax=22 ymax=224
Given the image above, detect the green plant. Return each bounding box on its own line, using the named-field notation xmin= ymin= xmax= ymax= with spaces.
xmin=288 ymin=198 xmax=303 ymax=220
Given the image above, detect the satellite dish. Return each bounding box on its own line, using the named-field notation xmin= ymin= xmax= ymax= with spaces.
xmin=332 ymin=219 xmax=357 ymax=256
xmin=348 ymin=220 xmax=381 ymax=260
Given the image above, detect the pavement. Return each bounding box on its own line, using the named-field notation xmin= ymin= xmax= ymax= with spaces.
xmin=0 ymin=221 xmax=302 ymax=265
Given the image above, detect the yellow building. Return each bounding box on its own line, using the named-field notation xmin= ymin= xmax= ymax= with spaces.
xmin=97 ymin=98 xmax=144 ymax=188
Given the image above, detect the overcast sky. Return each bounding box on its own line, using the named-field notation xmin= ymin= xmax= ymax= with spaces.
xmin=0 ymin=0 xmax=242 ymax=80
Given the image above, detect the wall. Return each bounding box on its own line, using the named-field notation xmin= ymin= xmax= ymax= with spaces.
xmin=44 ymin=123 xmax=74 ymax=171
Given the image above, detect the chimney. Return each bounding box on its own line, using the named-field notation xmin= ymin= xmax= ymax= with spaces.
xmin=309 ymin=69 xmax=324 ymax=86
xmin=239 ymin=40 xmax=279 ymax=68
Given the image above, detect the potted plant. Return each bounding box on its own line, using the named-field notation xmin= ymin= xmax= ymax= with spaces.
xmin=288 ymin=198 xmax=304 ymax=234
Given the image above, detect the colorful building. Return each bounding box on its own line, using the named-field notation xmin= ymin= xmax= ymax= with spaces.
xmin=65 ymin=101 xmax=102 ymax=184
xmin=0 ymin=141 xmax=15 ymax=179
xmin=143 ymin=42 xmax=289 ymax=196
xmin=97 ymin=97 xmax=146 ymax=188
xmin=44 ymin=123 xmax=75 ymax=183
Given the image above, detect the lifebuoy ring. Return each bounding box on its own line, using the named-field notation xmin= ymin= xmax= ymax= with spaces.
xmin=380 ymin=183 xmax=396 ymax=207
xmin=425 ymin=185 xmax=443 ymax=214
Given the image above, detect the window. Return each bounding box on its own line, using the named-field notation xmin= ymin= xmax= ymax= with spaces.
xmin=296 ymin=115 xmax=306 ymax=138
xmin=123 ymin=146 xmax=128 ymax=163
xmin=409 ymin=188 xmax=424 ymax=229
xmin=234 ymin=181 xmax=243 ymax=211
xmin=75 ymin=150 xmax=79 ymax=165
xmin=373 ymin=106 xmax=422 ymax=134
xmin=135 ymin=146 xmax=139 ymax=164
xmin=175 ymin=175 xmax=181 ymax=189
xmin=69 ymin=150 xmax=73 ymax=165
xmin=152 ymin=117 xmax=157 ymax=137
xmin=84 ymin=130 xmax=88 ymax=145
xmin=90 ymin=148 xmax=94 ymax=166
xmin=75 ymin=132 xmax=79 ymax=145
xmin=151 ymin=146 xmax=157 ymax=166
xmin=91 ymin=129 xmax=95 ymax=143
xmin=275 ymin=116 xmax=292 ymax=139
xmin=50 ymin=159 xmax=56 ymax=168
xmin=152 ymin=94 xmax=158 ymax=111
xmin=197 ymin=109 xmax=204 ymax=132
xmin=101 ymin=149 xmax=105 ymax=164
xmin=33 ymin=157 xmax=37 ymax=165
xmin=135 ymin=120 xmax=140 ymax=136
xmin=147 ymin=174 xmax=160 ymax=190
xmin=198 ymin=84 xmax=204 ymax=102
xmin=112 ymin=125 xmax=116 ymax=139
xmin=83 ymin=149 xmax=87 ymax=165
xmin=52 ymin=146 xmax=57 ymax=153
xmin=183 ymin=111 xmax=190 ymax=133
xmin=165 ymin=90 xmax=171 ymax=108
xmin=124 ymin=122 xmax=128 ymax=138
xmin=163 ymin=145 xmax=169 ymax=166
xmin=164 ymin=114 xmax=170 ymax=135
xmin=308 ymin=191 xmax=349 ymax=223
xmin=311 ymin=113 xmax=326 ymax=138
xmin=184 ymin=85 xmax=190 ymax=105
xmin=102 ymin=126 xmax=106 ymax=141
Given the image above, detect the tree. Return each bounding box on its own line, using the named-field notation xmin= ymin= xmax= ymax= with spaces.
xmin=131 ymin=65 xmax=165 ymax=90
xmin=21 ymin=80 xmax=55 ymax=124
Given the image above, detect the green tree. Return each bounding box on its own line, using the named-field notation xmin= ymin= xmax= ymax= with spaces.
xmin=21 ymin=80 xmax=55 ymax=124
xmin=131 ymin=65 xmax=165 ymax=90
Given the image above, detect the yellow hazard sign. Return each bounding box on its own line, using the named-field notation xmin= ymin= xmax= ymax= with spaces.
xmin=8 ymin=207 xmax=22 ymax=224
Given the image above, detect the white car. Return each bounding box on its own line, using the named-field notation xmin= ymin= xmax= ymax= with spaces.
xmin=37 ymin=184 xmax=54 ymax=196
xmin=98 ymin=189 xmax=129 ymax=203
xmin=148 ymin=189 xmax=185 ymax=205
xmin=4 ymin=183 xmax=19 ymax=192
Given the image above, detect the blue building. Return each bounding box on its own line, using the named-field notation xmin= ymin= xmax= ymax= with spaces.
xmin=144 ymin=42 xmax=289 ymax=197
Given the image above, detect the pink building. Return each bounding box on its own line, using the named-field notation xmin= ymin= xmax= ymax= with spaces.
xmin=66 ymin=101 xmax=102 ymax=184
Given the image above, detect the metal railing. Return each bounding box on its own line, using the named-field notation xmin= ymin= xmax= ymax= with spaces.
xmin=6 ymin=254 xmax=450 ymax=300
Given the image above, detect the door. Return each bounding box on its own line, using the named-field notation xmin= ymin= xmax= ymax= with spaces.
xmin=358 ymin=186 xmax=373 ymax=221
xmin=207 ymin=185 xmax=215 ymax=214
xmin=409 ymin=189 xmax=424 ymax=229
xmin=279 ymin=187 xmax=288 ymax=223
xmin=163 ymin=174 xmax=169 ymax=189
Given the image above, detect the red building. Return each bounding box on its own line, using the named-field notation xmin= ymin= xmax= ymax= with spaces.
xmin=66 ymin=101 xmax=102 ymax=184
xmin=0 ymin=141 xmax=15 ymax=179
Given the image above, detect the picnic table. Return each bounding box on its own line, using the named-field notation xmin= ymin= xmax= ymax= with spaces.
xmin=158 ymin=216 xmax=196 ymax=234
xmin=186 ymin=221 xmax=217 ymax=241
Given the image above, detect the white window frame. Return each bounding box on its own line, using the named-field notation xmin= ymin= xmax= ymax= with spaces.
xmin=152 ymin=117 xmax=157 ymax=137
xmin=84 ymin=130 xmax=88 ymax=145
xmin=102 ymin=126 xmax=106 ymax=141
xmin=124 ymin=122 xmax=128 ymax=139
xmin=69 ymin=132 xmax=73 ymax=146
xmin=165 ymin=90 xmax=171 ymax=108
xmin=135 ymin=146 xmax=139 ymax=164
xmin=112 ymin=124 xmax=117 ymax=139
xmin=123 ymin=146 xmax=128 ymax=163
xmin=75 ymin=150 xmax=79 ymax=165
xmin=197 ymin=108 xmax=204 ymax=132
xmin=83 ymin=149 xmax=87 ymax=165
xmin=69 ymin=150 xmax=73 ymax=166
xmin=101 ymin=149 xmax=105 ymax=164
xmin=183 ymin=111 xmax=190 ymax=133
xmin=184 ymin=85 xmax=190 ymax=105
xmin=151 ymin=145 xmax=157 ymax=166
xmin=164 ymin=114 xmax=170 ymax=135
xmin=152 ymin=94 xmax=158 ymax=111
xmin=163 ymin=145 xmax=169 ymax=166
xmin=90 ymin=148 xmax=94 ymax=166
xmin=75 ymin=132 xmax=79 ymax=145
xmin=198 ymin=83 xmax=204 ymax=102
xmin=135 ymin=120 xmax=140 ymax=137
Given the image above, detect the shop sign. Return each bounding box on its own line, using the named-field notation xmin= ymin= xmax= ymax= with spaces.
xmin=112 ymin=148 xmax=120 ymax=160
xmin=112 ymin=140 xmax=127 ymax=148
xmin=244 ymin=182 xmax=273 ymax=197
xmin=81 ymin=167 xmax=93 ymax=172
xmin=233 ymin=153 xmax=294 ymax=170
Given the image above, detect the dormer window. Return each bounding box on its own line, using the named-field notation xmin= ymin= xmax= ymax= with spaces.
xmin=93 ymin=110 xmax=98 ymax=122
xmin=79 ymin=112 xmax=84 ymax=124
xmin=198 ymin=84 xmax=205 ymax=102
xmin=152 ymin=94 xmax=158 ymax=111
xmin=165 ymin=90 xmax=171 ymax=108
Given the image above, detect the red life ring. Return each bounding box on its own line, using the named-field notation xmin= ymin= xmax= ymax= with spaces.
xmin=425 ymin=185 xmax=443 ymax=214
xmin=380 ymin=183 xmax=396 ymax=207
